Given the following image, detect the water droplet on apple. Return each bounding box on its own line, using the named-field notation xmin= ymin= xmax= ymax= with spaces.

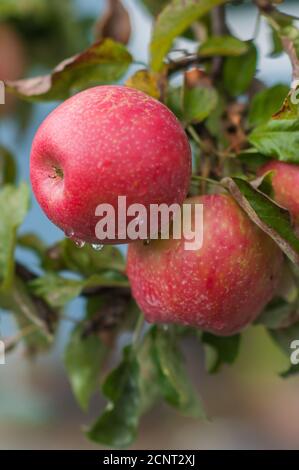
xmin=65 ymin=228 xmax=74 ymax=238
xmin=91 ymin=243 xmax=104 ymax=251
xmin=74 ymin=239 xmax=85 ymax=248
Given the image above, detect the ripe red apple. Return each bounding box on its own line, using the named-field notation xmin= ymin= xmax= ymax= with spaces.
xmin=127 ymin=194 xmax=283 ymax=336
xmin=30 ymin=85 xmax=191 ymax=244
xmin=258 ymin=160 xmax=299 ymax=226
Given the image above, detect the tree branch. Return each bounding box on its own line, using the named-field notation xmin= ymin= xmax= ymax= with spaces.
xmin=211 ymin=4 xmax=229 ymax=78
xmin=254 ymin=1 xmax=299 ymax=84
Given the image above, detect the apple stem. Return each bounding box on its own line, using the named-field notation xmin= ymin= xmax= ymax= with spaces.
xmin=49 ymin=165 xmax=64 ymax=179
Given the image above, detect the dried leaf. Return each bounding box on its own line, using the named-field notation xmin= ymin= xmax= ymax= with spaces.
xmin=94 ymin=0 xmax=131 ymax=45
xmin=6 ymin=39 xmax=132 ymax=102
xmin=126 ymin=69 xmax=160 ymax=99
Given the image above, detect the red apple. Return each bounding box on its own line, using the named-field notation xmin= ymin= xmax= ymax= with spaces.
xmin=258 ymin=160 xmax=299 ymax=226
xmin=127 ymin=194 xmax=283 ymax=336
xmin=30 ymin=85 xmax=191 ymax=244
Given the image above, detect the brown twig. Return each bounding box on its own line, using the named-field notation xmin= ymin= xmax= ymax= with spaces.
xmin=281 ymin=36 xmax=299 ymax=84
xmin=4 ymin=324 xmax=39 ymax=353
xmin=254 ymin=0 xmax=299 ymax=83
xmin=253 ymin=0 xmax=274 ymax=14
xmin=167 ymin=53 xmax=204 ymax=75
xmin=15 ymin=262 xmax=58 ymax=334
xmin=211 ymin=5 xmax=229 ymax=78
xmin=81 ymin=293 xmax=131 ymax=338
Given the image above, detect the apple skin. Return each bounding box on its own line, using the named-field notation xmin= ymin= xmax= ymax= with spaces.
xmin=258 ymin=160 xmax=299 ymax=226
xmin=127 ymin=194 xmax=283 ymax=336
xmin=30 ymin=85 xmax=191 ymax=244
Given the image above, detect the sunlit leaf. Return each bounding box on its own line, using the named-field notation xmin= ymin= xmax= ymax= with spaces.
xmin=248 ymin=84 xmax=289 ymax=126
xmin=150 ymin=0 xmax=229 ymax=71
xmin=198 ymin=35 xmax=248 ymax=57
xmin=0 ymin=183 xmax=30 ymax=290
xmin=249 ymin=119 xmax=299 ymax=162
xmin=152 ymin=326 xmax=205 ymax=417
xmin=29 ymin=272 xmax=129 ymax=308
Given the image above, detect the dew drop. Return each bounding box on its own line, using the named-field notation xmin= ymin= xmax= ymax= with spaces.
xmin=74 ymin=239 xmax=86 ymax=248
xmin=65 ymin=228 xmax=74 ymax=238
xmin=91 ymin=243 xmax=104 ymax=251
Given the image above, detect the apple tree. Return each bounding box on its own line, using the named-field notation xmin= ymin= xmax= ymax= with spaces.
xmin=2 ymin=0 xmax=299 ymax=447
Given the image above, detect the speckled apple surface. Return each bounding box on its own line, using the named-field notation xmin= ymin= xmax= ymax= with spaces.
xmin=30 ymin=85 xmax=191 ymax=243
xmin=127 ymin=194 xmax=283 ymax=335
xmin=259 ymin=160 xmax=299 ymax=226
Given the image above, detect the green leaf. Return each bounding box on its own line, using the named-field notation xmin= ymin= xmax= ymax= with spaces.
xmin=198 ymin=35 xmax=248 ymax=57
xmin=281 ymin=363 xmax=299 ymax=378
xmin=64 ymin=322 xmax=107 ymax=410
xmin=183 ymin=84 xmax=218 ymax=124
xmin=269 ymin=27 xmax=284 ymax=57
xmin=279 ymin=24 xmax=299 ymax=59
xmin=270 ymin=323 xmax=299 ymax=359
xmin=86 ymin=325 xmax=164 ymax=447
xmin=222 ymin=176 xmax=299 ymax=264
xmin=0 ymin=0 xmax=46 ymax=19
xmin=87 ymin=345 xmax=140 ymax=448
xmin=152 ymin=327 xmax=205 ymax=418
xmin=0 ymin=146 xmax=17 ymax=185
xmin=270 ymin=88 xmax=299 ymax=121
xmin=248 ymin=84 xmax=289 ymax=126
xmin=256 ymin=297 xmax=299 ymax=330
xmin=205 ymin=94 xmax=227 ymax=142
xmin=6 ymin=39 xmax=132 ymax=102
xmin=54 ymin=240 xmax=125 ymax=277
xmin=223 ymin=42 xmax=257 ymax=96
xmin=166 ymin=86 xmax=183 ymax=120
xmin=201 ymin=332 xmax=241 ymax=373
xmin=252 ymin=170 xmax=275 ymax=199
xmin=0 ymin=183 xmax=30 ymax=291
xmin=29 ymin=272 xmax=129 ymax=308
xmin=138 ymin=328 xmax=162 ymax=414
xmin=150 ymin=0 xmax=229 ymax=71
xmin=268 ymin=10 xmax=293 ymax=57
xmin=249 ymin=119 xmax=299 ymax=162
xmin=30 ymin=275 xmax=84 ymax=307
xmin=137 ymin=0 xmax=169 ymax=17
xmin=237 ymin=149 xmax=270 ymax=172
